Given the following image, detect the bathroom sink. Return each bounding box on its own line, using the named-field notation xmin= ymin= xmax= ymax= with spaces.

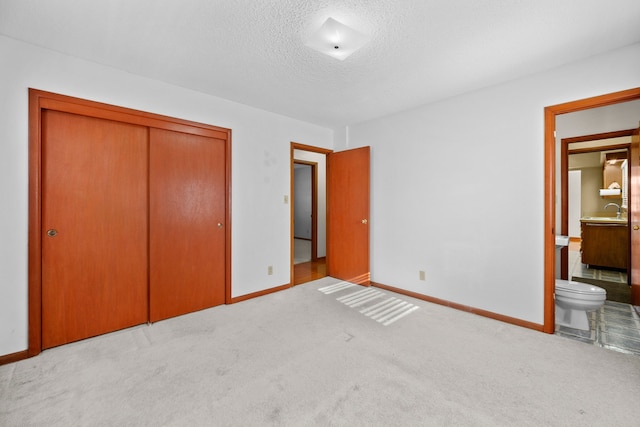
xmin=555 ymin=235 xmax=569 ymax=247
xmin=580 ymin=216 xmax=627 ymax=223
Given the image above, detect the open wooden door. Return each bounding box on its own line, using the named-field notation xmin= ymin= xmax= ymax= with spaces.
xmin=631 ymin=122 xmax=640 ymax=305
xmin=327 ymin=146 xmax=370 ymax=285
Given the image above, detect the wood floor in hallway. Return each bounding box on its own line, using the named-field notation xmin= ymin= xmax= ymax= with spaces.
xmin=293 ymin=258 xmax=326 ymax=285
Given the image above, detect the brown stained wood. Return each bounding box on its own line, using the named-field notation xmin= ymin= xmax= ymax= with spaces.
xmin=28 ymin=90 xmax=43 ymax=356
xmin=560 ymin=139 xmax=569 ymax=280
xmin=327 ymin=146 xmax=370 ymax=285
xmin=0 ymin=350 xmax=30 ymax=366
xmin=39 ymin=95 xmax=228 ymax=140
xmin=581 ymin=223 xmax=628 ymax=269
xmin=229 ymin=283 xmax=291 ymax=304
xmin=41 ymin=111 xmax=149 ymax=349
xmin=563 ymin=129 xmax=635 ymax=144
xmin=149 ymin=128 xmax=227 ymax=322
xmin=544 ymin=107 xmax=557 ymax=333
xmin=290 ymin=142 xmax=332 ymax=155
xmin=631 ymin=126 xmax=640 ymax=305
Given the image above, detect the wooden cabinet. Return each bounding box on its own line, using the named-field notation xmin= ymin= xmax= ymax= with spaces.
xmin=601 ymin=152 xmax=626 ymax=198
xmin=603 ymin=159 xmax=623 ymax=189
xmin=581 ymin=222 xmax=628 ymax=270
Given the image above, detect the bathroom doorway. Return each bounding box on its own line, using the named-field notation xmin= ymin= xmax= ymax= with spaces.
xmin=561 ymin=134 xmax=632 ymax=302
xmin=544 ymin=88 xmax=640 ymax=332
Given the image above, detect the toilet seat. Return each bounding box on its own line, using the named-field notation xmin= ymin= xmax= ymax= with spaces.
xmin=555 ymin=280 xmax=606 ymax=297
xmin=556 ymin=280 xmax=607 ymax=295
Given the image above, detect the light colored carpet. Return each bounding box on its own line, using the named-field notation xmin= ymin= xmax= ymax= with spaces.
xmin=319 ymin=281 xmax=420 ymax=326
xmin=1 ymin=277 xmax=640 ymax=426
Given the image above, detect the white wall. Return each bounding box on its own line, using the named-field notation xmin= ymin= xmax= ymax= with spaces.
xmin=581 ymin=167 xmax=611 ymax=215
xmin=348 ymin=42 xmax=640 ymax=325
xmin=568 ymin=170 xmax=582 ymax=238
xmin=294 ymin=166 xmax=312 ymax=239
xmin=0 ymin=35 xmax=333 ymax=356
xmin=557 ymin=100 xmax=640 ymax=138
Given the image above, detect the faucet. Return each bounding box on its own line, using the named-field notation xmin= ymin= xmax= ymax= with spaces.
xmin=604 ymin=203 xmax=621 ymax=219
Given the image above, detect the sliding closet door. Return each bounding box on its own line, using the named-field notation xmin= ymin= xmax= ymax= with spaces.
xmin=41 ymin=110 xmax=148 ymax=349
xmin=149 ymin=128 xmax=226 ymax=322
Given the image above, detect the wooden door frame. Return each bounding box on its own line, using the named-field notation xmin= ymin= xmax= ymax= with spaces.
xmin=293 ymin=160 xmax=318 ymax=261
xmin=28 ymin=89 xmax=232 ymax=356
xmin=290 ymin=142 xmax=332 ymax=286
xmin=560 ymin=131 xmax=632 ymax=281
xmin=544 ymin=87 xmax=640 ymax=333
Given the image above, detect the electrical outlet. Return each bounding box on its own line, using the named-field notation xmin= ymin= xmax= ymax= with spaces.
xmin=268 ymin=265 xmax=273 ymax=275
xmin=419 ymin=270 xmax=426 ymax=281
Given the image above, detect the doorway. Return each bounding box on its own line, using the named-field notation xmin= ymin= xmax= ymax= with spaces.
xmin=293 ymin=161 xmax=317 ymax=264
xmin=290 ymin=142 xmax=371 ymax=286
xmin=544 ymin=87 xmax=640 ymax=333
xmin=560 ymin=133 xmax=632 ymax=302
xmin=291 ymin=143 xmax=331 ymax=285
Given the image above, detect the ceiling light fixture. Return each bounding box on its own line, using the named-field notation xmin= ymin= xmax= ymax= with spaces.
xmin=305 ymin=18 xmax=371 ymax=61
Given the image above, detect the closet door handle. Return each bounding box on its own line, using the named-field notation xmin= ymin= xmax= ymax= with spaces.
xmin=217 ymin=223 xmax=223 ymax=228
xmin=47 ymin=229 xmax=58 ymax=237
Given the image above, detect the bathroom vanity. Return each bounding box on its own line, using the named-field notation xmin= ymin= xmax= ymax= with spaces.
xmin=580 ymin=217 xmax=628 ymax=270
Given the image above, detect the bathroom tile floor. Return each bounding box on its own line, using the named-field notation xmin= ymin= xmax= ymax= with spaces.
xmin=567 ymin=243 xmax=631 ymax=303
xmin=555 ymin=300 xmax=640 ymax=356
xmin=568 ymin=249 xmax=627 ymax=284
xmin=558 ymin=243 xmax=640 ymax=355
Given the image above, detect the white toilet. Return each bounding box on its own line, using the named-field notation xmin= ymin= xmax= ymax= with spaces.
xmin=555 ymin=279 xmax=606 ymax=331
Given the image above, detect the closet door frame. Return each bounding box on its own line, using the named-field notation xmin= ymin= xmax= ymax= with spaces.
xmin=28 ymin=89 xmax=232 ymax=357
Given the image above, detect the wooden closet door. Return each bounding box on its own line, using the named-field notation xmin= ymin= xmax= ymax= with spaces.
xmin=41 ymin=110 xmax=148 ymax=349
xmin=149 ymin=128 xmax=226 ymax=322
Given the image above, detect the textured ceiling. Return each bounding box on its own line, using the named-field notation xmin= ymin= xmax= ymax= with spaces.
xmin=1 ymin=0 xmax=640 ymax=127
